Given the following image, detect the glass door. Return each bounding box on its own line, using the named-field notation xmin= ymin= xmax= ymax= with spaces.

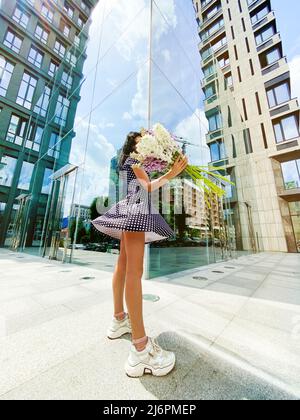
xmin=40 ymin=164 xmax=78 ymax=261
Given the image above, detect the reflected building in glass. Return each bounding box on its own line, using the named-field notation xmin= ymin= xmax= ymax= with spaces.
xmin=194 ymin=0 xmax=300 ymax=253
xmin=0 ymin=0 xmax=266 ymax=278
xmin=0 ymin=0 xmax=98 ymax=247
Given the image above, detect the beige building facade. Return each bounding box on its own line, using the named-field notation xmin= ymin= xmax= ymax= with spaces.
xmin=194 ymin=0 xmax=300 ymax=253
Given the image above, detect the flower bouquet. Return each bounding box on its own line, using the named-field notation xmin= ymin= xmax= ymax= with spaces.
xmin=131 ymin=123 xmax=233 ymax=204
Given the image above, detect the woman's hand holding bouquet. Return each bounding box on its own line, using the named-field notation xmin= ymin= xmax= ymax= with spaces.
xmin=131 ymin=123 xmax=234 ymax=203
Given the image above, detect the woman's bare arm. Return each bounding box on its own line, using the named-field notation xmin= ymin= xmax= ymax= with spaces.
xmin=132 ymin=156 xmax=188 ymax=193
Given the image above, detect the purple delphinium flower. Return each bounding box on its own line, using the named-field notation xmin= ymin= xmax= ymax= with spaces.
xmin=143 ymin=157 xmax=168 ymax=173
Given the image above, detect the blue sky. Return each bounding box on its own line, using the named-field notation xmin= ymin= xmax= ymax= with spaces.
xmin=67 ymin=0 xmax=300 ymax=209
xmin=272 ymin=0 xmax=300 ymax=59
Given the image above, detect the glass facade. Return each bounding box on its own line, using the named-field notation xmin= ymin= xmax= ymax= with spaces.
xmin=0 ymin=0 xmax=255 ymax=278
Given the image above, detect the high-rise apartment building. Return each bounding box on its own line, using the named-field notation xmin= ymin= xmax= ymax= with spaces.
xmin=194 ymin=0 xmax=300 ymax=253
xmin=0 ymin=0 xmax=98 ymax=247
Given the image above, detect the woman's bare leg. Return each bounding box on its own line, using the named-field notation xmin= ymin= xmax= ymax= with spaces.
xmin=112 ymin=234 xmax=127 ymax=319
xmin=123 ymin=232 xmax=146 ymax=345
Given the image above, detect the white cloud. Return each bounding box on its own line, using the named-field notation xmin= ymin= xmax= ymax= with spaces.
xmin=153 ymin=0 xmax=177 ymax=41
xmin=161 ymin=49 xmax=171 ymax=63
xmin=289 ymin=55 xmax=300 ymax=100
xmin=69 ymin=118 xmax=117 ymax=208
xmin=122 ymin=111 xmax=133 ymax=120
xmin=131 ymin=62 xmax=149 ymax=121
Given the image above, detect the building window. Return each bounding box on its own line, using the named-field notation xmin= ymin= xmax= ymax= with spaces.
xmin=41 ymin=168 xmax=53 ymax=194
xmin=35 ymin=24 xmax=49 ymax=45
xmin=218 ymin=54 xmax=229 ymax=68
xmin=6 ymin=114 xmax=27 ymax=145
xmin=4 ymin=30 xmax=23 ymax=54
xmin=281 ymin=160 xmax=300 ymax=190
xmin=81 ymin=1 xmax=90 ymax=14
xmin=203 ymin=63 xmax=215 ymax=77
xmin=12 ymin=7 xmax=30 ymax=29
xmin=60 ymin=20 xmax=71 ymax=38
xmin=273 ymin=115 xmax=299 ymax=143
xmin=232 ymin=135 xmax=237 ymax=158
xmin=251 ymin=4 xmax=270 ymax=25
xmin=0 ymin=155 xmax=17 ymax=187
xmin=18 ymin=161 xmax=34 ymax=190
xmin=54 ymin=40 xmax=66 ymax=58
xmin=204 ymin=83 xmax=215 ymax=99
xmin=74 ymin=33 xmax=80 ymax=48
xmin=255 ymin=92 xmax=262 ymax=115
xmin=34 ymin=86 xmax=51 ymax=117
xmin=64 ymin=2 xmax=74 ymax=19
xmin=0 ymin=55 xmax=14 ymax=97
xmin=210 ymin=141 xmax=226 ymax=162
xmin=48 ymin=132 xmax=61 ymax=159
xmin=208 ymin=112 xmax=222 ymax=132
xmin=48 ymin=60 xmax=59 ymax=77
xmin=66 ymin=52 xmax=77 ymax=67
xmin=243 ymin=128 xmax=253 ymax=154
xmin=54 ymin=95 xmax=70 ymax=126
xmin=61 ymin=71 xmax=73 ymax=89
xmin=260 ymin=47 xmax=282 ymax=68
xmin=255 ymin=24 xmax=276 ymax=46
xmin=41 ymin=4 xmax=54 ymax=23
xmin=16 ymin=72 xmax=37 ymax=109
xmin=267 ymin=82 xmax=291 ymax=108
xmin=28 ymin=46 xmax=44 ymax=68
xmin=78 ymin=15 xmax=86 ymax=28
xmin=26 ymin=125 xmax=43 ymax=152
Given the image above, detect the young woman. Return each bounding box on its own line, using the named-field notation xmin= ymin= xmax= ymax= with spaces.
xmin=92 ymin=131 xmax=188 ymax=378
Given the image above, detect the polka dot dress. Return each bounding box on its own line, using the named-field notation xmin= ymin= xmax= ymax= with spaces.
xmin=92 ymin=157 xmax=174 ymax=243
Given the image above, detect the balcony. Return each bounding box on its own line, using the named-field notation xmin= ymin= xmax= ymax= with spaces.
xmin=200 ymin=8 xmax=223 ymax=31
xmin=262 ymin=56 xmax=288 ymax=78
xmin=248 ymin=0 xmax=268 ymax=12
xmin=204 ymin=93 xmax=219 ymax=110
xmin=201 ymin=71 xmax=217 ymax=88
xmin=252 ymin=10 xmax=275 ymax=32
xmin=270 ymin=98 xmax=300 ymax=119
xmin=206 ymin=129 xmax=223 ymax=143
xmin=201 ymin=41 xmax=228 ymax=66
xmin=257 ymin=33 xmax=281 ymax=54
xmin=200 ymin=0 xmax=219 ymax=14
xmin=200 ymin=25 xmax=226 ymax=49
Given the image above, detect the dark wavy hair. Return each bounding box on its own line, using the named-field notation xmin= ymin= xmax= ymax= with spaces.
xmin=118 ymin=131 xmax=141 ymax=169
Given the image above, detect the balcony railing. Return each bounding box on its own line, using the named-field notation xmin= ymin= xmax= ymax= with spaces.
xmin=252 ymin=11 xmax=275 ymax=31
xmin=270 ymin=98 xmax=300 ymax=119
xmin=200 ymin=8 xmax=223 ymax=30
xmin=200 ymin=24 xmax=226 ymax=49
xmin=256 ymin=33 xmax=281 ymax=54
xmin=262 ymin=56 xmax=288 ymax=76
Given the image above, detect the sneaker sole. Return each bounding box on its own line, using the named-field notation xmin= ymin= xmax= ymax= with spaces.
xmin=125 ymin=359 xmax=175 ymax=378
xmin=107 ymin=326 xmax=132 ymax=340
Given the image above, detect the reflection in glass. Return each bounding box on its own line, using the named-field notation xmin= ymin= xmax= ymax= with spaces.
xmin=0 ymin=155 xmax=17 ymax=187
xmin=18 ymin=161 xmax=34 ymax=190
xmin=281 ymin=160 xmax=300 ymax=189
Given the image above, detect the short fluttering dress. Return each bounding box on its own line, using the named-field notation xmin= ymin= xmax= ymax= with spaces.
xmin=92 ymin=157 xmax=174 ymax=243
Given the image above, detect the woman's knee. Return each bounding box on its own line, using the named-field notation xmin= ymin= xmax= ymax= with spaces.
xmin=126 ymin=265 xmax=144 ymax=281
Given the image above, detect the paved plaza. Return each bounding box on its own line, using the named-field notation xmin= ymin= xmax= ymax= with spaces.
xmin=0 ymin=249 xmax=299 ymax=400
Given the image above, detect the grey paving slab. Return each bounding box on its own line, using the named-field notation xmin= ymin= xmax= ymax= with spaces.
xmin=0 ymin=249 xmax=300 ymax=400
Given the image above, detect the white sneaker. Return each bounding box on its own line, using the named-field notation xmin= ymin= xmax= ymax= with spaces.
xmin=107 ymin=313 xmax=132 ymax=339
xmin=125 ymin=337 xmax=176 ymax=378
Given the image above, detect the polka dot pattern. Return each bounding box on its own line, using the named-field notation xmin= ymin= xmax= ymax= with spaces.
xmin=92 ymin=157 xmax=174 ymax=243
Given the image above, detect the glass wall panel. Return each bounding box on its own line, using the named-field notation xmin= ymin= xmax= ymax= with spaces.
xmin=2 ymin=0 xmax=254 ymax=278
